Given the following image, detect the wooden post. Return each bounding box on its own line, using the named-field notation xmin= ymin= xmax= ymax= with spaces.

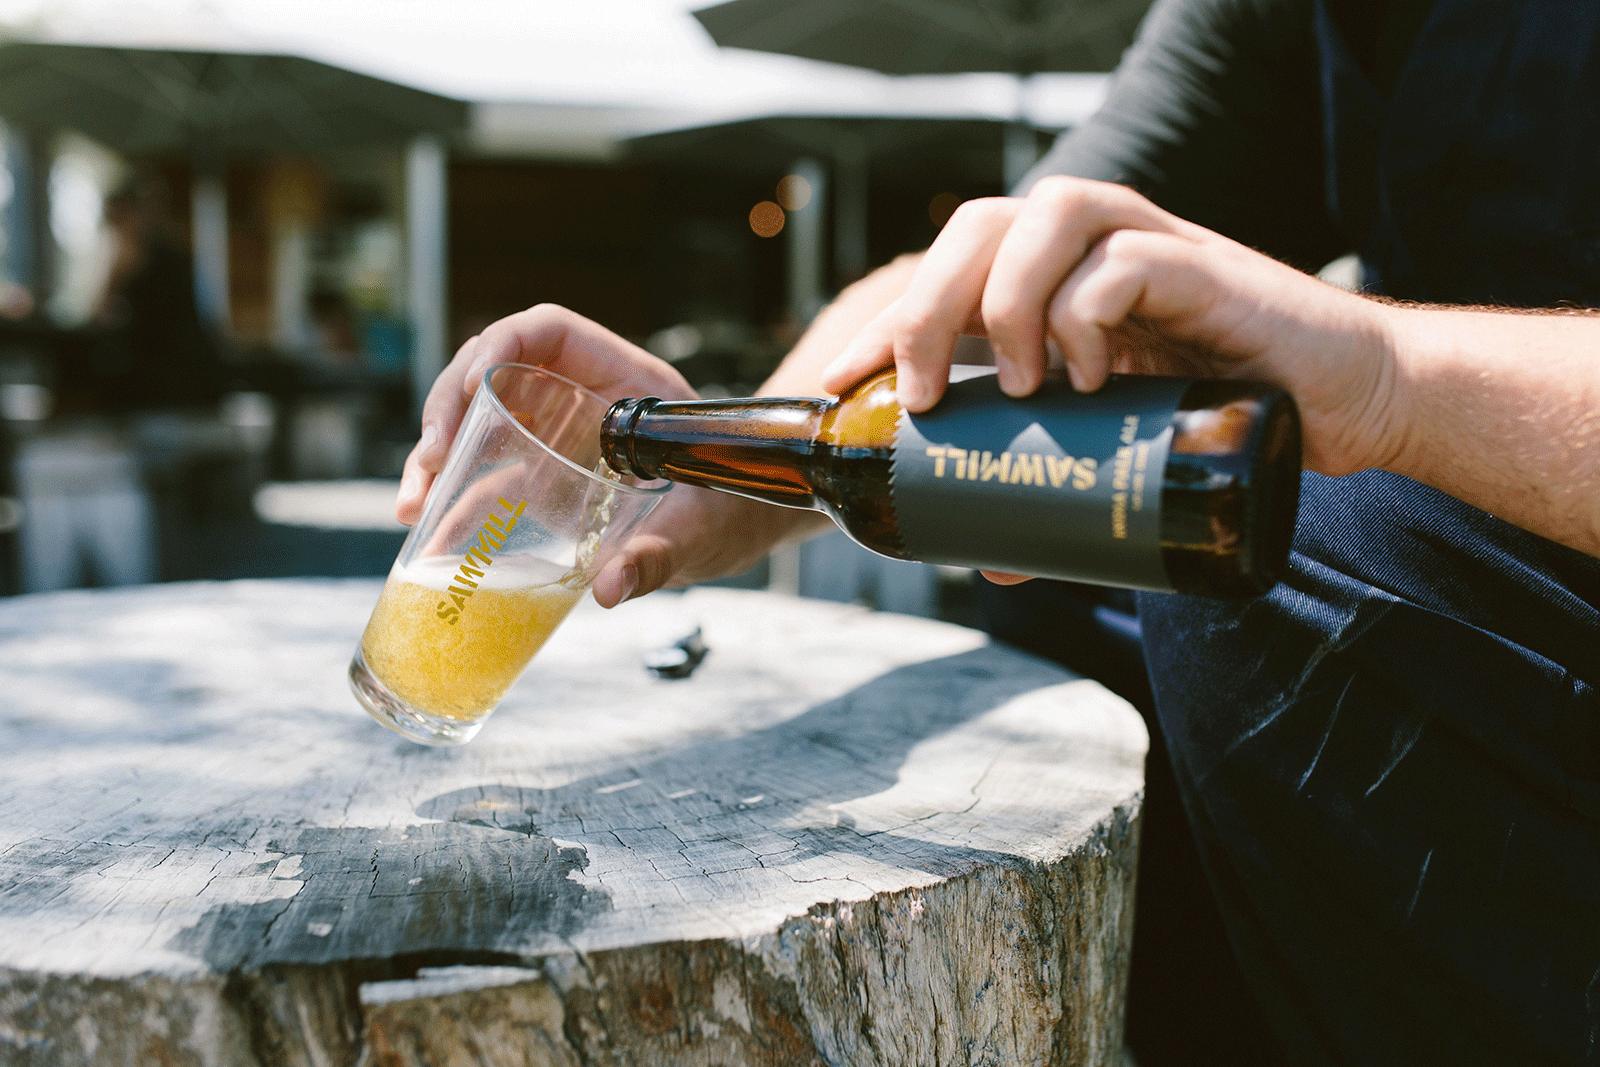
xmin=785 ymin=156 xmax=827 ymax=326
xmin=192 ymin=167 xmax=231 ymax=332
xmin=406 ymin=135 xmax=448 ymax=423
xmin=0 ymin=581 xmax=1145 ymax=1065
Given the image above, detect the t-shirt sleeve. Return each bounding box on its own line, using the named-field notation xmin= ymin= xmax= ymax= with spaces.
xmin=1020 ymin=0 xmax=1347 ymax=272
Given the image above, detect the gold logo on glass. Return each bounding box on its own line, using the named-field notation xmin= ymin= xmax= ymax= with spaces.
xmin=435 ymin=497 xmax=527 ymax=625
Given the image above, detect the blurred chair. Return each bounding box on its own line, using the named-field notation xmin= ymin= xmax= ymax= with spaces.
xmin=15 ymin=430 xmax=154 ymax=591
xmin=791 ymin=529 xmax=942 ymax=617
xmin=286 ymin=393 xmax=368 ymax=480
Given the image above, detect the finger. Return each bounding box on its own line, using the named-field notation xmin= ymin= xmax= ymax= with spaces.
xmin=979 ymin=570 xmax=1034 ymax=585
xmin=1049 ymin=228 xmax=1222 ymax=389
xmin=395 ymin=439 xmax=433 ymax=525
xmin=396 ymin=334 xmax=481 ymax=522
xmin=890 ymin=197 xmax=1021 ymax=411
xmin=417 ymin=333 xmax=480 ymax=466
xmin=820 ymin=300 xmax=901 ymax=395
xmin=1046 ymin=238 xmax=1119 ymax=391
xmin=592 ymin=533 xmax=676 ymax=608
xmin=470 ymin=303 xmax=695 ymax=405
xmin=983 ymin=177 xmax=1187 ymax=396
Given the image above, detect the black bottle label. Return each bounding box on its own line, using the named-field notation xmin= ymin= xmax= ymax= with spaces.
xmin=890 ymin=371 xmax=1189 ymax=589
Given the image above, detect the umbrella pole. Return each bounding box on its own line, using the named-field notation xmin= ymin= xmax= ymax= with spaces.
xmin=1004 ymin=73 xmax=1043 ymax=193
xmin=5 ymin=129 xmax=54 ymax=308
xmin=191 ymin=167 xmax=231 ymax=333
xmin=832 ymin=136 xmax=869 ymax=288
xmin=786 ymin=156 xmax=827 ymax=326
xmin=406 ymin=135 xmax=448 ymax=424
xmin=1004 ymin=122 xmax=1041 ymax=194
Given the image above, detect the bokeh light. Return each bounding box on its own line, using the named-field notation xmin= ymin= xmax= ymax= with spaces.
xmin=749 ymin=200 xmax=785 ymax=237
xmin=775 ymin=174 xmax=812 ymax=212
xmin=929 ymin=192 xmax=963 ymax=228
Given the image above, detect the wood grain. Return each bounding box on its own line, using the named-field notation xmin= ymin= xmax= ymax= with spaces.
xmin=0 ymin=580 xmax=1145 ymax=1065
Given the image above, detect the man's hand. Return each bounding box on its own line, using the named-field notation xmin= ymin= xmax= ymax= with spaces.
xmin=395 ymin=304 xmax=824 ymax=607
xmin=397 ymin=303 xmax=699 ymax=526
xmin=819 ymin=175 xmax=1600 ymax=560
xmin=820 ymin=176 xmax=1404 ymax=479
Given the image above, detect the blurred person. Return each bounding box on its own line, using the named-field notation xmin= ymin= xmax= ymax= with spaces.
xmin=92 ymin=175 xmax=224 ymax=414
xmin=308 ymin=285 xmax=361 ymax=361
xmin=0 ymin=280 xmax=33 ymax=320
xmin=398 ymin=1 xmax=1600 ymax=1064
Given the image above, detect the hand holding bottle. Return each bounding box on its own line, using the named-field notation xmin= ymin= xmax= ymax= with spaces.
xmin=820 ymin=176 xmax=1405 ymax=481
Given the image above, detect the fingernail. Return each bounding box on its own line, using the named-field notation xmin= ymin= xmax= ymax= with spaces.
xmin=399 ymin=468 xmax=420 ymax=502
xmin=617 ymin=564 xmax=639 ymax=604
xmin=894 ymin=377 xmax=923 ymax=411
xmin=417 ymin=424 xmax=440 ymax=459
xmin=1066 ymin=362 xmax=1089 ymax=391
xmin=996 ymin=362 xmax=1023 ymax=396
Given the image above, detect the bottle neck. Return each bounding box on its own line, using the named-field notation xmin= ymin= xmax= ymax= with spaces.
xmin=600 ymin=395 xmax=829 ymax=510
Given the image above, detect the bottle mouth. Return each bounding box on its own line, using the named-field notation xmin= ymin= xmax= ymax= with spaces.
xmin=599 ymin=397 xmax=660 ymax=478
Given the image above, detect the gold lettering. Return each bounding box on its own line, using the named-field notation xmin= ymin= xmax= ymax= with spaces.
xmin=493 ymin=498 xmax=527 ymax=534
xmin=1119 ymin=415 xmax=1139 ymax=446
xmin=1112 ymin=445 xmax=1133 ymax=491
xmin=1072 ymin=457 xmax=1098 ymax=490
xmin=1009 ymin=452 xmax=1044 ymax=485
xmin=925 ymin=445 xmax=949 ymax=477
xmin=979 ymin=451 xmax=1011 ymax=482
xmin=437 ymin=499 xmax=528 ymax=625
xmin=949 ymin=448 xmax=968 ymax=479
xmin=1045 ymin=454 xmax=1074 ymax=488
xmin=1111 ymin=491 xmax=1128 ymax=539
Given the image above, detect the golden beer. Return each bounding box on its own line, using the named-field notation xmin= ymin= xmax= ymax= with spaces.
xmin=349 ymin=363 xmax=668 ymax=745
xmin=359 ymin=556 xmax=584 ymax=722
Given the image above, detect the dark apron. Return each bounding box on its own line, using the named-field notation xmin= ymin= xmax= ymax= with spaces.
xmin=1139 ymin=2 xmax=1600 ymax=1063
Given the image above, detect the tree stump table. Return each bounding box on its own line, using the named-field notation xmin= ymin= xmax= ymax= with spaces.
xmin=0 ymin=579 xmax=1145 ymax=1066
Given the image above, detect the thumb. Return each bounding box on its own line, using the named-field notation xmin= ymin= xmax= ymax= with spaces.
xmin=979 ymin=569 xmax=1034 ymax=586
xmin=592 ymin=534 xmax=678 ymax=608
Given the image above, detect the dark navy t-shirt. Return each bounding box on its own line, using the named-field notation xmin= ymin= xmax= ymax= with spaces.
xmin=1027 ymin=1 xmax=1600 ymax=1063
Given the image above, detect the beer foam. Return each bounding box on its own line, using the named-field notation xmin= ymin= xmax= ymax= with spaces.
xmin=394 ymin=553 xmax=578 ymax=592
xmin=362 ymin=562 xmax=585 ymax=721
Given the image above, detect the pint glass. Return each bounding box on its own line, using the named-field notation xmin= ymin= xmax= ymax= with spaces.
xmin=349 ymin=363 xmax=669 ymax=745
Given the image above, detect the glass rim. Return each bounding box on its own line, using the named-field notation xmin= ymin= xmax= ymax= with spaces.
xmin=481 ymin=362 xmax=671 ymax=498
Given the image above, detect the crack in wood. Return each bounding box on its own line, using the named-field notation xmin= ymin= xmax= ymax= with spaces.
xmin=0 ymin=583 xmax=1144 ymax=1065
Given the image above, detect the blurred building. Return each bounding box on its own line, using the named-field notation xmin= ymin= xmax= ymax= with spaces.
xmin=0 ymin=25 xmax=1105 ymax=608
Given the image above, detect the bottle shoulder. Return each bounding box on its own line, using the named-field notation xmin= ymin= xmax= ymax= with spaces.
xmin=819 ymin=369 xmax=901 ymax=449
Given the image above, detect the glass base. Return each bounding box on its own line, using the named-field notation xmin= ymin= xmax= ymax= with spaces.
xmin=348 ymin=647 xmax=487 ymax=747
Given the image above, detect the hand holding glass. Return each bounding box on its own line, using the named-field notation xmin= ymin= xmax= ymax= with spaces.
xmin=350 ymin=363 xmax=669 ymax=746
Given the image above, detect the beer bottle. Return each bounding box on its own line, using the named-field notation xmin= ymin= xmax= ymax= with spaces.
xmin=600 ymin=368 xmax=1301 ymax=597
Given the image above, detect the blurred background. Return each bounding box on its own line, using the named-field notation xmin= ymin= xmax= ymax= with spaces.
xmin=0 ymin=0 xmax=1143 ymax=619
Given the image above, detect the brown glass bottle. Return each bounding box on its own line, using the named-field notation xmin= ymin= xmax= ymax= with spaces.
xmin=600 ymin=369 xmax=1301 ymax=597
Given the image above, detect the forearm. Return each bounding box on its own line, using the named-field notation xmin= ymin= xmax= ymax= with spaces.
xmin=759 ymin=253 xmax=923 ymax=396
xmin=1381 ymin=304 xmax=1600 ymax=558
xmin=738 ymin=254 xmax=927 ymax=546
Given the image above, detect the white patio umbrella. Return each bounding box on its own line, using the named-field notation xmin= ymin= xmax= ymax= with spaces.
xmin=692 ymin=0 xmax=1150 ymax=186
